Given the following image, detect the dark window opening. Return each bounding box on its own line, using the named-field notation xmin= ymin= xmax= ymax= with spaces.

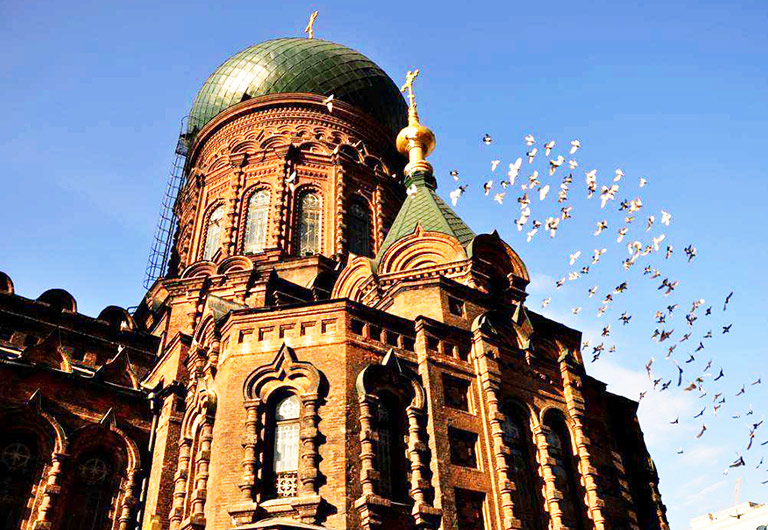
xmin=455 ymin=488 xmax=486 ymax=530
xmin=0 ymin=433 xmax=41 ymax=530
xmin=448 ymin=296 xmax=465 ymax=317
xmin=350 ymin=319 xmax=365 ymax=336
xmin=375 ymin=391 xmax=410 ymax=502
xmin=443 ymin=374 xmax=471 ymax=412
xmin=501 ymin=401 xmax=545 ymax=530
xmin=402 ymin=337 xmax=415 ymax=352
xmin=368 ymin=325 xmax=382 ymax=342
xmin=545 ymin=413 xmax=588 ymax=530
xmin=385 ymin=331 xmax=399 ymax=347
xmin=62 ymin=451 xmax=117 ymax=530
xmin=449 ymin=427 xmax=478 ymax=468
xmin=348 ymin=201 xmax=373 ymax=257
xmin=426 ymin=336 xmax=439 ymax=351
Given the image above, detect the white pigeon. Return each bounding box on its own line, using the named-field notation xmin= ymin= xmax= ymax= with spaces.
xmin=483 ymin=180 xmax=493 ymax=195
xmin=568 ymin=159 xmax=579 ymax=170
xmin=323 ymin=94 xmax=334 ymax=112
xmin=639 ymin=177 xmax=647 ymax=187
xmin=570 ymin=140 xmax=581 ymax=154
xmin=406 ymin=183 xmax=418 ymax=195
xmin=508 ymin=158 xmax=522 ymax=185
xmin=592 ymin=248 xmax=607 ymax=263
xmin=614 ymin=168 xmax=624 ymax=182
xmin=544 ymin=140 xmax=555 ymax=156
xmin=450 ymin=169 xmax=459 ymax=181
xmin=549 ymin=155 xmax=564 ymax=176
xmin=527 ymin=148 xmax=537 ymax=164
xmin=541 ymin=297 xmax=551 ymax=308
xmin=652 ymin=234 xmax=666 ymax=251
xmin=528 ymin=170 xmax=540 ymax=189
xmin=661 ymin=210 xmax=672 ymax=226
xmin=572 ymin=307 xmax=582 ymax=315
xmin=585 ymin=170 xmax=597 ymax=198
xmin=617 ymin=227 xmax=629 ymax=243
xmin=491 ymin=160 xmax=500 ymax=172
xmin=594 ymin=220 xmax=608 ymax=236
xmin=588 ymin=286 xmax=598 ymax=298
xmin=539 ymin=184 xmax=550 ymax=201
xmin=646 ymin=215 xmax=655 ymax=231
xmin=449 ymin=185 xmax=467 ymax=206
xmin=545 ymin=216 xmax=560 ymax=237
xmin=525 ymin=134 xmax=535 ymax=146
xmin=569 ymin=250 xmax=582 ymax=265
xmin=600 ymin=184 xmax=619 ymax=208
xmin=628 ymin=198 xmax=643 ymax=212
xmin=493 ymin=192 xmax=505 ymax=204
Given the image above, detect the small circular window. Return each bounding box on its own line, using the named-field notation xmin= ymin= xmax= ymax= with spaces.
xmin=2 ymin=442 xmax=31 ymax=469
xmin=79 ymin=457 xmax=110 ymax=484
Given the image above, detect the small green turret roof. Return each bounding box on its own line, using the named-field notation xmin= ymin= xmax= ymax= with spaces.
xmin=377 ymin=172 xmax=475 ymax=260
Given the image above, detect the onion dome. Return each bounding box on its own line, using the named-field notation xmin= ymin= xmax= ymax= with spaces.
xmin=189 ymin=38 xmax=408 ymax=136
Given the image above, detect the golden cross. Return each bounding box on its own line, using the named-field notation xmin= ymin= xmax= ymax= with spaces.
xmin=400 ymin=69 xmax=420 ymax=109
xmin=304 ymin=11 xmax=319 ymax=39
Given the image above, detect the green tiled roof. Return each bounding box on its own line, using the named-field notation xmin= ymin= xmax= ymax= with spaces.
xmin=377 ymin=172 xmax=475 ymax=260
xmin=189 ymin=38 xmax=407 ymax=135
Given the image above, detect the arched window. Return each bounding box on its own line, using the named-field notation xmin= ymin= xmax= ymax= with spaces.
xmin=202 ymin=204 xmax=224 ymax=261
xmin=348 ymin=200 xmax=372 ymax=257
xmin=500 ymin=401 xmax=544 ymax=530
xmin=297 ymin=192 xmax=321 ymax=256
xmin=244 ymin=190 xmax=270 ymax=254
xmin=63 ymin=452 xmax=117 ymax=530
xmin=375 ymin=391 xmax=409 ymax=502
xmin=0 ymin=434 xmax=41 ymax=530
xmin=270 ymin=394 xmax=300 ymax=498
xmin=544 ymin=412 xmax=588 ymax=530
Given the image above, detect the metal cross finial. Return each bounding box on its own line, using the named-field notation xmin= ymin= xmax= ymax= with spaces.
xmin=304 ymin=11 xmax=319 ymax=39
xmin=400 ymin=69 xmax=420 ymax=109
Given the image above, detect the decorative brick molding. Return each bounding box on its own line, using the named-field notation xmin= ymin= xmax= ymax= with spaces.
xmin=355 ymin=350 xmax=441 ymax=530
xmin=230 ymin=343 xmax=324 ymax=526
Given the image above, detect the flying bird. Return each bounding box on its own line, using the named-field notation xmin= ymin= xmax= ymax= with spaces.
xmin=544 ymin=140 xmax=555 ymax=156
xmin=322 ymin=94 xmax=334 ymax=112
xmin=449 ymin=185 xmax=468 ymax=206
xmin=569 ymin=140 xmax=581 ymax=154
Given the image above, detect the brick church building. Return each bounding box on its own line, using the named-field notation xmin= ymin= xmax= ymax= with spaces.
xmin=0 ymin=36 xmax=668 ymax=530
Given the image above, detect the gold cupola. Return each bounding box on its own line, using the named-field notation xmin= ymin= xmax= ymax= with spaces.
xmin=395 ymin=69 xmax=436 ymax=177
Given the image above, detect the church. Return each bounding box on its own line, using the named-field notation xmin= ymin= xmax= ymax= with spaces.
xmin=0 ymin=33 xmax=668 ymax=530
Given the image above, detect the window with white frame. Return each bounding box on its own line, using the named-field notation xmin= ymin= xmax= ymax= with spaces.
xmin=202 ymin=205 xmax=224 ymax=260
xmin=244 ymin=190 xmax=270 ymax=254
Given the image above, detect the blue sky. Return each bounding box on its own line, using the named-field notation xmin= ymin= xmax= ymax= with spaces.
xmin=1 ymin=0 xmax=767 ymax=526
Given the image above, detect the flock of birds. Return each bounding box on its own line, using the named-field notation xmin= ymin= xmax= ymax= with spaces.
xmin=445 ymin=133 xmax=766 ymax=482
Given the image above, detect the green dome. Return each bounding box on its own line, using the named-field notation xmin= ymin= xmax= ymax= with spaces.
xmin=189 ymin=38 xmax=408 ymax=136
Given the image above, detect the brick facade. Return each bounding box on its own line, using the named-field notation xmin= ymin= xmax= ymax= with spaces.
xmin=0 ymin=59 xmax=668 ymax=530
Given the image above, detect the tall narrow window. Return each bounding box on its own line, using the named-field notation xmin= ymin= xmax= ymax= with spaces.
xmin=375 ymin=392 xmax=409 ymax=501
xmin=0 ymin=434 xmax=40 ymax=530
xmin=544 ymin=413 xmax=588 ymax=530
xmin=202 ymin=205 xmax=224 ymax=261
xmin=348 ymin=200 xmax=372 ymax=257
xmin=63 ymin=452 xmax=116 ymax=530
xmin=297 ymin=192 xmax=321 ymax=256
xmin=272 ymin=394 xmax=300 ymax=498
xmin=500 ymin=401 xmax=544 ymax=530
xmin=244 ymin=190 xmax=270 ymax=254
